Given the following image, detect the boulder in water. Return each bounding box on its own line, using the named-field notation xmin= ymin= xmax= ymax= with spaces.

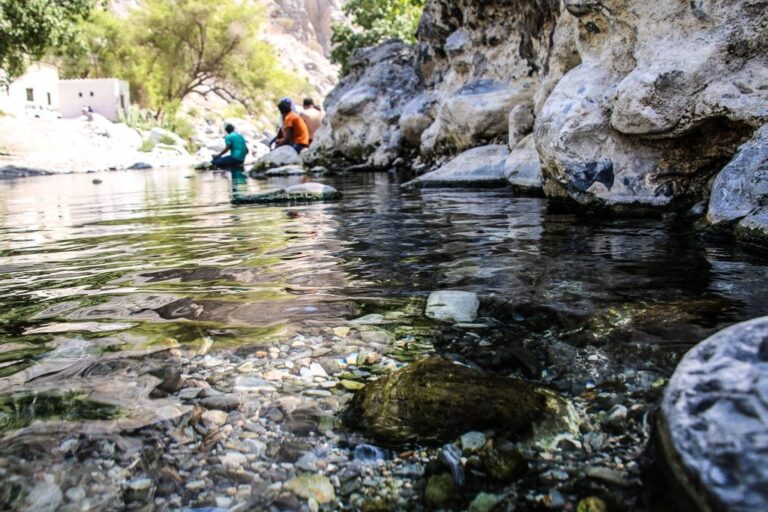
xmin=252 ymin=146 xmax=302 ymax=171
xmin=265 ymin=165 xmax=306 ymax=176
xmin=505 ymin=134 xmax=543 ymax=194
xmin=343 ymin=356 xmax=577 ymax=446
xmin=231 ymin=182 xmax=341 ymax=204
xmin=660 ymin=316 xmax=768 ymax=511
xmin=403 ymin=145 xmax=510 ymax=189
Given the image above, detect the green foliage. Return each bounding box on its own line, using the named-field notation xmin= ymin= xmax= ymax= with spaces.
xmin=0 ymin=0 xmax=93 ymax=82
xmin=331 ymin=0 xmax=424 ymax=76
xmin=138 ymin=139 xmax=155 ymax=153
xmin=62 ymin=0 xmax=311 ymax=117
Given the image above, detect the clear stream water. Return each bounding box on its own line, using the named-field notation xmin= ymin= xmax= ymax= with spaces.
xmin=0 ymin=168 xmax=767 ymax=424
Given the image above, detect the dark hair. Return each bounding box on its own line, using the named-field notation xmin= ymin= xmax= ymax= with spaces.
xmin=224 ymin=123 xmax=235 ymax=133
xmin=278 ymin=100 xmax=292 ymax=115
xmin=303 ymin=98 xmax=314 ymax=107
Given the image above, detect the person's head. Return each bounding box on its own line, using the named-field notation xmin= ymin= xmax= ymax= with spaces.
xmin=278 ymin=98 xmax=292 ymax=115
xmin=224 ymin=123 xmax=235 ymax=134
xmin=303 ymin=98 xmax=314 ymax=108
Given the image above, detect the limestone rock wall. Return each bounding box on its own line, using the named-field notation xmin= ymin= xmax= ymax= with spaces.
xmin=312 ymin=0 xmax=768 ymax=243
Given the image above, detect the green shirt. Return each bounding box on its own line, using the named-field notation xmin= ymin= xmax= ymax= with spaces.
xmin=225 ymin=132 xmax=248 ymax=161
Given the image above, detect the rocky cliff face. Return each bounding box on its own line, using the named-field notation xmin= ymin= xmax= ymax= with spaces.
xmin=312 ymin=0 xmax=768 ymax=245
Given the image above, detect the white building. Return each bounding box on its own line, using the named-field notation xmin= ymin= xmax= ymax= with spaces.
xmin=0 ymin=62 xmax=61 ymax=118
xmin=58 ymin=78 xmax=130 ymax=122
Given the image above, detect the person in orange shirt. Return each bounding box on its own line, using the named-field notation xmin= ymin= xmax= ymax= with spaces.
xmin=275 ymin=98 xmax=310 ymax=153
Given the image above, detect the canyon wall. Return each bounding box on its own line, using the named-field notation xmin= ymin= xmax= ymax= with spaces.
xmin=310 ymin=0 xmax=768 ymax=244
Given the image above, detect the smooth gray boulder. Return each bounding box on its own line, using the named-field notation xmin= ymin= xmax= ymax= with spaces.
xmin=399 ymin=93 xmax=439 ymax=147
xmin=660 ymin=316 xmax=768 ymax=512
xmin=425 ymin=291 xmax=479 ymax=323
xmin=420 ymin=79 xmax=535 ymax=157
xmin=505 ymin=134 xmax=543 ymax=194
xmin=708 ymin=125 xmax=768 ymax=245
xmin=403 ymin=145 xmax=510 ymax=189
xmin=232 ymin=182 xmax=341 ymax=204
xmin=252 ymin=146 xmax=303 ymax=171
xmin=735 ymin=208 xmax=768 ymax=248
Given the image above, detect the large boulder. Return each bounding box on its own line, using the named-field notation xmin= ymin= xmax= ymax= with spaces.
xmin=304 ymin=40 xmax=423 ymax=169
xmin=343 ymin=356 xmax=577 ymax=446
xmin=660 ymin=316 xmax=768 ymax=511
xmin=420 ymin=79 xmax=536 ymax=157
xmin=707 ymin=124 xmax=768 ymax=246
xmin=252 ymin=146 xmax=303 ymax=171
xmin=535 ymin=0 xmax=768 ymax=211
xmin=403 ymin=145 xmax=510 ymax=188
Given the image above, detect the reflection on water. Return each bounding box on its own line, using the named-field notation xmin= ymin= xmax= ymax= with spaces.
xmin=0 ymin=168 xmax=767 ymax=383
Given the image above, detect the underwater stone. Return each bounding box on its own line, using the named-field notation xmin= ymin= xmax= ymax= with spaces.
xmin=426 ymin=291 xmax=479 ymax=323
xmin=284 ymin=473 xmax=335 ymax=504
xmin=343 ymin=356 xmax=576 ymax=445
xmin=424 ymin=473 xmax=460 ymax=510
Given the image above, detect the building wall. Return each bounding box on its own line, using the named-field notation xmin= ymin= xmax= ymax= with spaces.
xmin=0 ymin=63 xmax=60 ymax=117
xmin=58 ymin=79 xmax=131 ymax=122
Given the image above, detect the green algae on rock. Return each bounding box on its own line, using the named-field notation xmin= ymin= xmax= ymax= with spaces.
xmin=342 ymin=356 xmax=577 ymax=446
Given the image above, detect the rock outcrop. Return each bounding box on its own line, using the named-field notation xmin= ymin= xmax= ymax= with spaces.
xmin=707 ymin=124 xmax=768 ymax=246
xmin=305 ymin=40 xmax=424 ymax=170
xmin=660 ymin=316 xmax=768 ymax=512
xmin=310 ymin=0 xmax=768 ymax=233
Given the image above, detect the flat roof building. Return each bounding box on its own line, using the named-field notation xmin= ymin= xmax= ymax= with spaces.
xmin=59 ymin=78 xmax=131 ymax=122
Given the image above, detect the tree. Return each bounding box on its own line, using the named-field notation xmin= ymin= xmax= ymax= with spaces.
xmin=0 ymin=0 xmax=93 ymax=83
xmin=62 ymin=0 xmax=310 ymax=118
xmin=331 ymin=0 xmax=424 ymax=76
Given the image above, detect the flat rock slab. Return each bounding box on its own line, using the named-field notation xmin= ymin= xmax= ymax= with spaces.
xmin=0 ymin=165 xmax=55 ymax=179
xmin=425 ymin=291 xmax=479 ymax=323
xmin=403 ymin=145 xmax=510 ymax=189
xmin=232 ymin=183 xmax=341 ymax=204
xmin=265 ymin=165 xmax=306 ymax=176
xmin=661 ymin=316 xmax=768 ymax=511
xmin=343 ymin=356 xmax=577 ymax=446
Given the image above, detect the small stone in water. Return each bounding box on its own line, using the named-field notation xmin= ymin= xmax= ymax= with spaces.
xmin=469 ymin=492 xmax=501 ymax=512
xmin=65 ymin=487 xmax=86 ymax=502
xmin=340 ymin=379 xmax=365 ymax=391
xmin=284 ymin=473 xmax=335 ymax=504
xmin=460 ymin=431 xmax=487 ymax=453
xmin=201 ymin=410 xmax=228 ymax=428
xmin=333 ymin=326 xmax=351 ymax=338
xmin=577 ymin=496 xmax=608 ymax=512
xmin=424 ymin=474 xmax=459 ymax=509
xmin=221 ymin=452 xmax=247 ymax=470
xmin=24 ymin=482 xmax=63 ymax=512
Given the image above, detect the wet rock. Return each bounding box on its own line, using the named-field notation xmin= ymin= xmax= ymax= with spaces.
xmin=124 ymin=477 xmax=154 ymax=503
xmin=707 ymin=124 xmax=768 ymax=244
xmin=284 ymin=473 xmax=335 ymax=504
xmin=403 ymin=146 xmax=509 ymax=189
xmin=661 ymin=316 xmax=768 ymax=511
xmin=601 ymin=404 xmax=628 ymax=432
xmin=424 ymin=473 xmax=460 ymax=510
xmin=505 ymin=134 xmax=543 ymax=194
xmin=399 ymin=93 xmax=439 ymax=146
xmin=577 ymin=496 xmax=608 ymax=512
xmin=480 ymin=440 xmax=527 ymax=482
xmin=199 ymin=394 xmax=241 ymax=411
xmin=150 ymin=365 xmax=183 ymax=393
xmin=231 ymin=183 xmax=341 ymax=204
xmin=220 ymin=452 xmax=247 ymax=470
xmin=23 ymin=482 xmax=62 ymax=512
xmin=64 ymin=486 xmax=85 ymax=502
xmin=425 ymin=291 xmax=479 ymax=323
xmin=251 ymin=146 xmax=302 ymax=171
xmin=469 ymin=492 xmax=502 ymax=512
xmin=265 ymin=164 xmax=306 ymax=176
xmin=343 ymin=356 xmax=577 ymax=445
xmin=201 ymin=410 xmax=228 ymax=429
xmin=460 ymin=431 xmax=487 ymax=454
xmin=439 ymin=443 xmax=465 ymax=486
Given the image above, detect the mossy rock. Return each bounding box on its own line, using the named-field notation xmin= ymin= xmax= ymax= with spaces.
xmin=480 ymin=440 xmax=527 ymax=482
xmin=424 ymin=473 xmax=461 ymax=510
xmin=232 ymin=183 xmax=341 ymax=204
xmin=343 ymin=356 xmax=576 ymax=445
